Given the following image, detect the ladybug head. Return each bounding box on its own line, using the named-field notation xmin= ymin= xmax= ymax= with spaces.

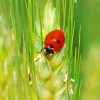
xmin=44 ymin=46 xmax=54 ymax=57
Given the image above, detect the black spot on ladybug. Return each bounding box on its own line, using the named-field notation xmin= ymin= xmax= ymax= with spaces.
xmin=50 ymin=36 xmax=54 ymax=40
xmin=50 ymin=44 xmax=54 ymax=49
xmin=57 ymin=40 xmax=60 ymax=44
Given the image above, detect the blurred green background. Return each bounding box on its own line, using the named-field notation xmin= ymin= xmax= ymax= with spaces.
xmin=75 ymin=0 xmax=100 ymax=100
xmin=0 ymin=0 xmax=100 ymax=100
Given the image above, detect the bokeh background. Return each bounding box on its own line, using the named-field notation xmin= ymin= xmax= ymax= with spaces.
xmin=0 ymin=0 xmax=100 ymax=100
xmin=75 ymin=0 xmax=100 ymax=100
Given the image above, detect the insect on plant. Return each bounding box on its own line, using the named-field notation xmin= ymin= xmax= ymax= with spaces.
xmin=42 ymin=29 xmax=65 ymax=58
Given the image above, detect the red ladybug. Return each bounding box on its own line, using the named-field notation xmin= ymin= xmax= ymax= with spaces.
xmin=44 ymin=29 xmax=65 ymax=56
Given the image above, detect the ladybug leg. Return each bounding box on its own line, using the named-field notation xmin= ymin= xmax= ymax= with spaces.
xmin=41 ymin=48 xmax=44 ymax=52
xmin=37 ymin=48 xmax=44 ymax=53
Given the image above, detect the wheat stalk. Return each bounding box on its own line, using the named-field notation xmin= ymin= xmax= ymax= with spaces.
xmin=0 ymin=0 xmax=81 ymax=100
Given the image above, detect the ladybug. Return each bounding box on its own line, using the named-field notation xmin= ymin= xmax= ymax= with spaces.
xmin=44 ymin=29 xmax=65 ymax=57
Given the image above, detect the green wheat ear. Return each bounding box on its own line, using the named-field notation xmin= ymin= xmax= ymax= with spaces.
xmin=0 ymin=0 xmax=81 ymax=100
xmin=31 ymin=0 xmax=81 ymax=100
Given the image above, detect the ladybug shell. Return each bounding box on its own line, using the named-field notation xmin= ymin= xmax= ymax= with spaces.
xmin=44 ymin=29 xmax=65 ymax=52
